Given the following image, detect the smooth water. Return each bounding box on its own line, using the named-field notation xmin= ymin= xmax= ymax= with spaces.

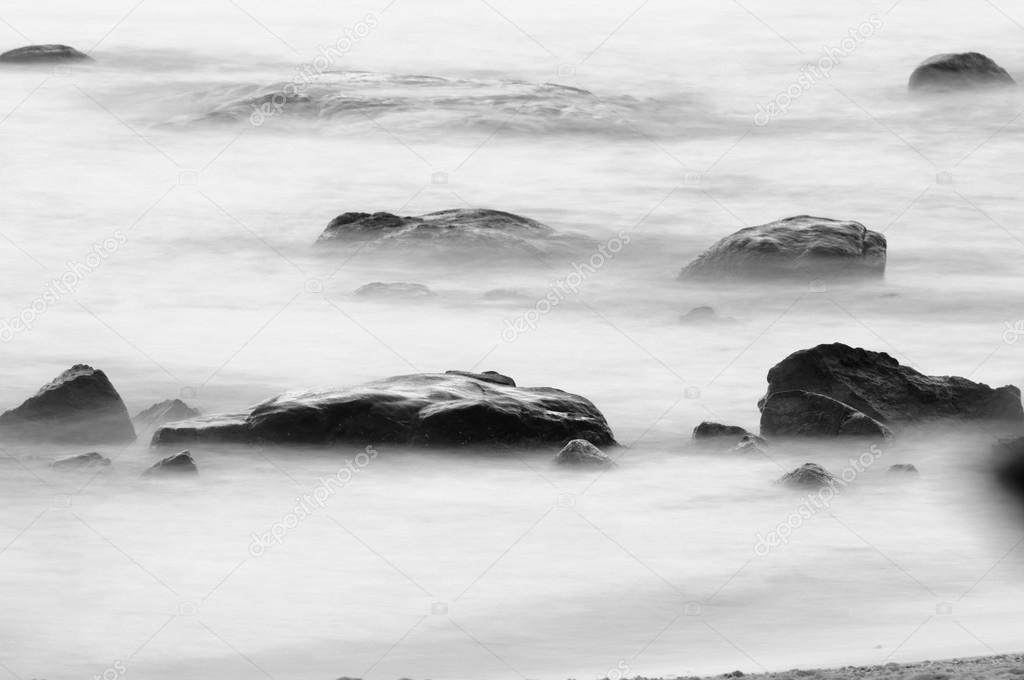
xmin=2 ymin=1 xmax=1024 ymax=678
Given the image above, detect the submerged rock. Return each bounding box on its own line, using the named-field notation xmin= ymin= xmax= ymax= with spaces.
xmin=353 ymin=282 xmax=433 ymax=299
xmin=778 ymin=463 xmax=836 ymax=489
xmin=888 ymin=463 xmax=919 ymax=474
xmin=0 ymin=365 xmax=136 ymax=444
xmin=679 ymin=215 xmax=886 ymax=280
xmin=0 ymin=44 xmax=93 ymax=63
xmin=760 ymin=390 xmax=893 ymax=439
xmin=761 ymin=343 xmax=1023 ymax=424
xmin=316 ymin=208 xmax=590 ymax=256
xmin=134 ymin=399 xmax=200 ymax=428
xmin=680 ymin=306 xmax=734 ymax=324
xmin=909 ymin=53 xmax=1015 ymax=91
xmin=153 ymin=371 xmax=615 ymax=448
xmin=51 ymin=452 xmax=112 ymax=470
xmin=693 ymin=421 xmax=756 ymax=441
xmin=730 ymin=434 xmax=768 ymax=455
xmin=554 ymin=439 xmax=614 ymax=466
xmin=143 ymin=450 xmax=198 ymax=476
xmin=995 ymin=437 xmax=1024 ymax=507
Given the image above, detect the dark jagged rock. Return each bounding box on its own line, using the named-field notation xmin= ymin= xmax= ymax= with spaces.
xmin=443 ymin=370 xmax=516 ymax=387
xmin=0 ymin=365 xmax=136 ymax=444
xmin=316 ymin=208 xmax=590 ymax=256
xmin=51 ymin=452 xmax=112 ymax=470
xmin=134 ymin=399 xmax=200 ymax=428
xmin=0 ymin=44 xmax=93 ymax=64
xmin=761 ymin=390 xmax=893 ymax=439
xmin=680 ymin=306 xmax=735 ymax=324
xmin=888 ymin=463 xmax=919 ymax=474
xmin=353 ymin=282 xmax=433 ymax=298
xmin=693 ymin=421 xmax=754 ymax=440
xmin=778 ymin=463 xmax=836 ymax=489
xmin=153 ymin=372 xmax=614 ymax=448
xmin=143 ymin=450 xmax=198 ymax=476
xmin=760 ymin=343 xmax=1023 ymax=424
xmin=554 ymin=439 xmax=614 ymax=466
xmin=679 ymin=215 xmax=886 ymax=280
xmin=909 ymin=53 xmax=1015 ymax=91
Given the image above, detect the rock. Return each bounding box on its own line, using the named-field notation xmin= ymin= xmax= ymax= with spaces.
xmin=554 ymin=439 xmax=614 ymax=466
xmin=316 ymin=208 xmax=589 ymax=256
xmin=680 ymin=306 xmax=734 ymax=324
xmin=153 ymin=371 xmax=615 ymax=448
xmin=730 ymin=434 xmax=768 ymax=454
xmin=353 ymin=282 xmax=433 ymax=298
xmin=483 ymin=288 xmax=531 ymax=301
xmin=0 ymin=44 xmax=93 ymax=63
xmin=909 ymin=53 xmax=1015 ymax=91
xmin=778 ymin=463 xmax=836 ymax=489
xmin=693 ymin=421 xmax=755 ymax=440
xmin=888 ymin=463 xmax=919 ymax=474
xmin=133 ymin=399 xmax=200 ymax=428
xmin=679 ymin=215 xmax=886 ymax=280
xmin=0 ymin=365 xmax=136 ymax=444
xmin=760 ymin=343 xmax=1023 ymax=424
xmin=143 ymin=450 xmax=198 ymax=476
xmin=443 ymin=370 xmax=516 ymax=387
xmin=995 ymin=437 xmax=1024 ymax=505
xmin=761 ymin=390 xmax=893 ymax=439
xmin=51 ymin=452 xmax=112 ymax=470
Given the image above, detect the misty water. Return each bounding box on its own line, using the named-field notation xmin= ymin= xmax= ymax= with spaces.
xmin=2 ymin=1 xmax=1024 ymax=678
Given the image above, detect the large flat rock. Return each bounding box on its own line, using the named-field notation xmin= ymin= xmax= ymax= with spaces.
xmin=153 ymin=371 xmax=615 ymax=448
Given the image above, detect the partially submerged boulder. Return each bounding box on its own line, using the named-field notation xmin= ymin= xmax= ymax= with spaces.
xmin=143 ymin=450 xmax=198 ymax=476
xmin=761 ymin=343 xmax=1023 ymax=424
xmin=680 ymin=306 xmax=735 ymax=324
xmin=316 ymin=208 xmax=590 ymax=256
xmin=0 ymin=44 xmax=93 ymax=64
xmin=51 ymin=452 xmax=112 ymax=470
xmin=730 ymin=434 xmax=768 ymax=455
xmin=679 ymin=216 xmax=886 ymax=280
xmin=554 ymin=439 xmax=614 ymax=466
xmin=134 ymin=399 xmax=200 ymax=429
xmin=909 ymin=53 xmax=1015 ymax=91
xmin=888 ymin=463 xmax=919 ymax=474
xmin=778 ymin=463 xmax=836 ymax=489
xmin=353 ymin=282 xmax=433 ymax=299
xmin=761 ymin=390 xmax=893 ymax=439
xmin=153 ymin=371 xmax=615 ymax=448
xmin=0 ymin=365 xmax=136 ymax=444
xmin=693 ymin=421 xmax=755 ymax=441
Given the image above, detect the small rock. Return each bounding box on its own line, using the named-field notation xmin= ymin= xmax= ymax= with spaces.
xmin=730 ymin=434 xmax=768 ymax=454
xmin=555 ymin=439 xmax=614 ymax=466
xmin=0 ymin=44 xmax=93 ymax=63
xmin=51 ymin=452 xmax=112 ymax=470
xmin=888 ymin=464 xmax=919 ymax=474
xmin=134 ymin=399 xmax=200 ymax=428
xmin=778 ymin=463 xmax=836 ymax=489
xmin=693 ymin=421 xmax=760 ymax=442
xmin=353 ymin=282 xmax=433 ymax=298
xmin=680 ymin=306 xmax=734 ymax=324
xmin=143 ymin=450 xmax=198 ymax=476
xmin=909 ymin=52 xmax=1015 ymax=91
